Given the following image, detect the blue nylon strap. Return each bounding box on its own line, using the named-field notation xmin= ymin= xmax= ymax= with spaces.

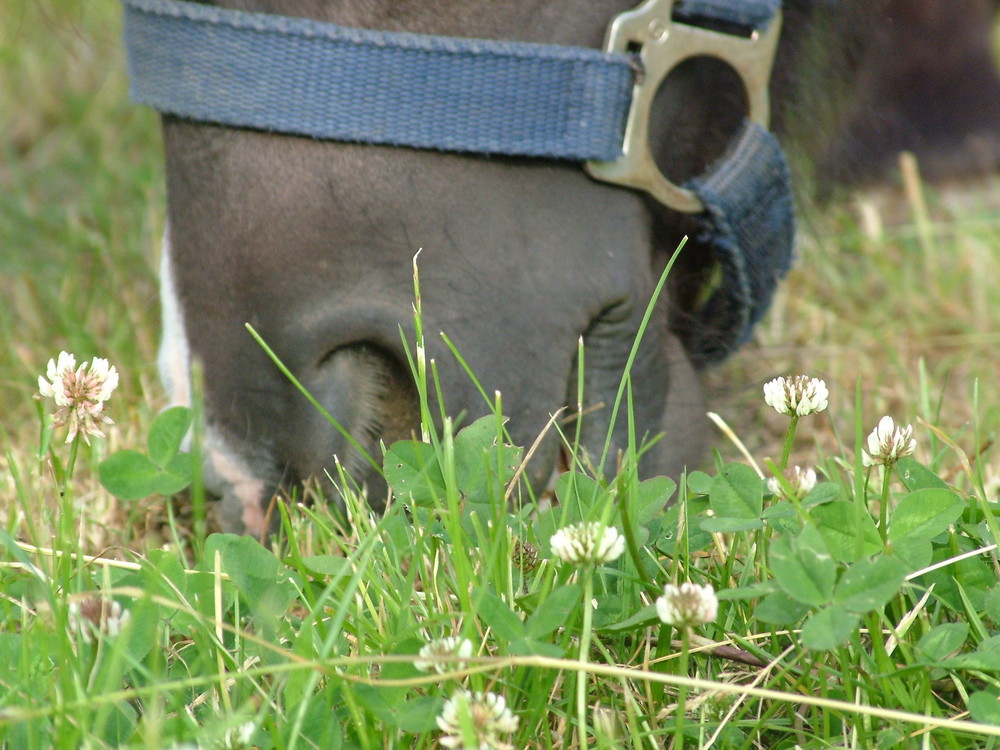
xmin=122 ymin=0 xmax=634 ymax=160
xmin=684 ymin=119 xmax=794 ymax=367
xmin=673 ymin=0 xmax=782 ymax=30
xmin=121 ymin=0 xmax=793 ymax=365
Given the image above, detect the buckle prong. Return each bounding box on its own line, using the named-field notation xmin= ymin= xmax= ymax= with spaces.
xmin=585 ymin=0 xmax=782 ymax=213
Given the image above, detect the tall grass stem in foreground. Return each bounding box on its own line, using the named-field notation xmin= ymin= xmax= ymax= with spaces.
xmin=244 ymin=323 xmax=381 ymax=478
xmin=596 ymin=239 xmax=686 ymax=478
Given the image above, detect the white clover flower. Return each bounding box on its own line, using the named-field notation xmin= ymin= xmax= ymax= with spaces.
xmin=220 ymin=722 xmax=255 ymax=749
xmin=437 ymin=689 xmax=519 ymax=750
xmin=68 ymin=597 xmax=131 ymax=643
xmin=38 ymin=351 xmax=119 ymax=444
xmin=592 ymin=706 xmax=619 ymax=742
xmin=763 ymin=375 xmax=829 ymax=417
xmin=655 ymin=582 xmax=718 ymax=630
xmin=767 ymin=466 xmax=818 ymax=501
xmin=415 ymin=635 xmax=474 ymax=674
xmin=549 ymin=522 xmax=625 ymax=566
xmin=863 ymin=416 xmax=916 ymax=467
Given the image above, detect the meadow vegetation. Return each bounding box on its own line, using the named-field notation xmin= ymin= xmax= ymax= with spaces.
xmin=3 ymin=1 xmax=1000 ymax=748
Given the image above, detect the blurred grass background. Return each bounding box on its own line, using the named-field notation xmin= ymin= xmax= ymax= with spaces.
xmin=2 ymin=1 xmax=162 ymax=397
xmin=712 ymin=167 xmax=1000 ymax=483
xmin=2 ymin=0 xmax=1000 ymax=547
xmin=2 ymin=0 xmax=164 ymax=545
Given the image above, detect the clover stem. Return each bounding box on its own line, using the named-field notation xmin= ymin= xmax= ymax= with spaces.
xmin=64 ymin=435 xmax=80 ymax=492
xmin=779 ymin=415 xmax=799 ymax=471
xmin=58 ymin=436 xmax=81 ymax=580
xmin=879 ymin=466 xmax=893 ymax=543
xmin=577 ymin=572 xmax=595 ymax=749
xmin=674 ymin=627 xmax=690 ymax=748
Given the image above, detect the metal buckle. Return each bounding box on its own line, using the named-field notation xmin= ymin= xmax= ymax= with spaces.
xmin=585 ymin=0 xmax=782 ymax=213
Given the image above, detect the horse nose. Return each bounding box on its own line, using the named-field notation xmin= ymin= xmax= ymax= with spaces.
xmin=285 ymin=342 xmax=420 ymax=509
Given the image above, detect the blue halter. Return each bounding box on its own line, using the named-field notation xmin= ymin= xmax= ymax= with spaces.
xmin=121 ymin=0 xmax=793 ymax=366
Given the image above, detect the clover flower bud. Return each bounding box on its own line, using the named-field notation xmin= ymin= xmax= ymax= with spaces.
xmin=68 ymin=596 xmax=131 ymax=643
xmin=510 ymin=537 xmax=540 ymax=574
xmin=592 ymin=706 xmax=619 ymax=742
xmin=767 ymin=466 xmax=818 ymax=501
xmin=863 ymin=416 xmax=916 ymax=467
xmin=220 ymin=722 xmax=255 ymax=749
xmin=655 ymin=582 xmax=719 ymax=630
xmin=437 ymin=690 xmax=519 ymax=750
xmin=415 ymin=636 xmax=474 ymax=674
xmin=550 ymin=522 xmax=625 ymax=566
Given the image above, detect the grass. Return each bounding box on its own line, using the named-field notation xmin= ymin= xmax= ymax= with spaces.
xmin=708 ymin=170 xmax=1000 ymax=488
xmin=2 ymin=0 xmax=165 ymax=549
xmin=4 ymin=1 xmax=1000 ymax=748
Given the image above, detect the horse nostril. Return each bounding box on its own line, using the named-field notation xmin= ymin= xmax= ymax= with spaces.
xmin=319 ymin=342 xmax=419 ymax=445
xmin=296 ymin=343 xmax=420 ymax=498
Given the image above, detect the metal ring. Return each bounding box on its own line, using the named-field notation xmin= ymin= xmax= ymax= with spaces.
xmin=586 ymin=0 xmax=782 ymax=213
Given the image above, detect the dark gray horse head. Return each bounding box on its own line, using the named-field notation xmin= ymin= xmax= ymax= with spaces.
xmin=128 ymin=0 xmax=827 ymax=535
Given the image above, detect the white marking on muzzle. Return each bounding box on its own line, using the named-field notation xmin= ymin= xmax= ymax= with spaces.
xmin=203 ymin=431 xmax=268 ymax=535
xmin=157 ymin=221 xmax=192 ymax=410
xmin=156 ymin=223 xmax=265 ymax=535
xmin=157 ymin=222 xmax=271 ymax=534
